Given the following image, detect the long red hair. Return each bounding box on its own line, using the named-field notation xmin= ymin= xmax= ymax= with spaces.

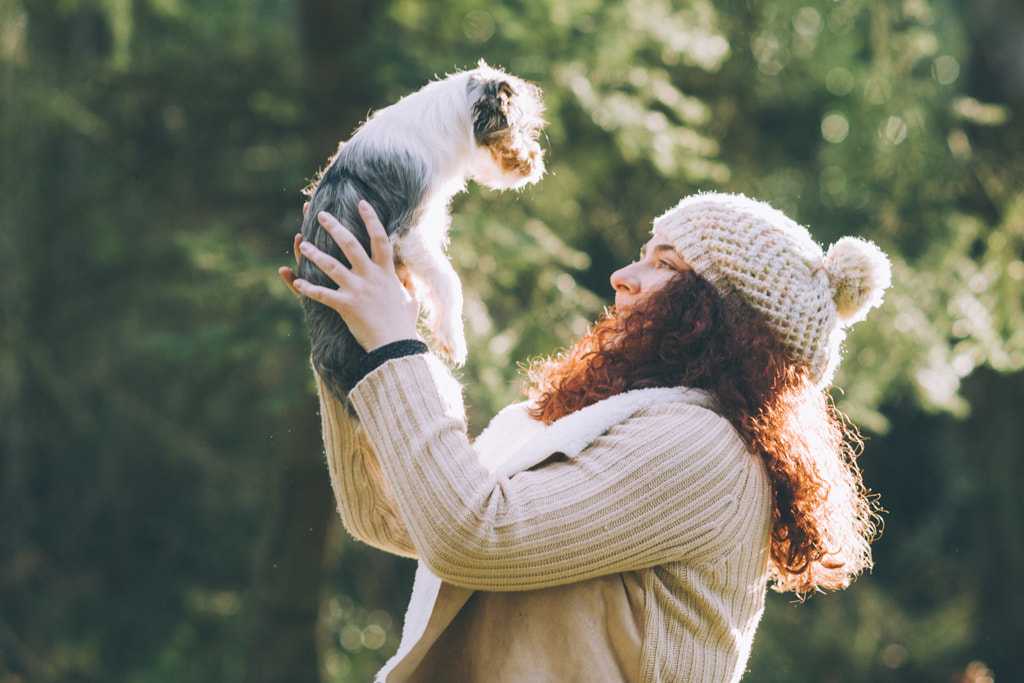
xmin=524 ymin=270 xmax=880 ymax=595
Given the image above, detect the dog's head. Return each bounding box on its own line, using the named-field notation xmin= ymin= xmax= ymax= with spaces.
xmin=467 ymin=61 xmax=546 ymax=190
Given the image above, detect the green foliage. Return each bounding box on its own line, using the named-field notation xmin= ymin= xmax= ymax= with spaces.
xmin=2 ymin=0 xmax=1022 ymax=681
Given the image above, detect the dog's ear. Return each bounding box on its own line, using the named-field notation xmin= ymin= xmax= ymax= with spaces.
xmin=472 ymin=79 xmax=514 ymax=143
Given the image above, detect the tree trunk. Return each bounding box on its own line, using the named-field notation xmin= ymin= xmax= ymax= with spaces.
xmin=963 ymin=368 xmax=1024 ymax=681
xmin=246 ymin=1 xmax=385 ymax=680
xmin=298 ymin=0 xmax=387 ymax=155
xmin=248 ymin=402 xmax=335 ymax=683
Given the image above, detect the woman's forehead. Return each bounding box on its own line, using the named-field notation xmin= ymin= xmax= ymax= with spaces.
xmin=643 ymin=231 xmax=678 ymax=252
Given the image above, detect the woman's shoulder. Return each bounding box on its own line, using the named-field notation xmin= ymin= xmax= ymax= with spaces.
xmin=610 ymin=400 xmax=764 ymax=485
xmin=628 ymin=399 xmax=743 ymax=445
xmin=631 ymin=401 xmax=771 ymax=516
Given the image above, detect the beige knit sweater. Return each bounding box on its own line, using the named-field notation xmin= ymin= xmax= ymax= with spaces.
xmin=317 ymin=353 xmax=773 ymax=682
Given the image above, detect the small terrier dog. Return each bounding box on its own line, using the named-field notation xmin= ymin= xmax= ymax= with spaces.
xmin=299 ymin=61 xmax=546 ymax=398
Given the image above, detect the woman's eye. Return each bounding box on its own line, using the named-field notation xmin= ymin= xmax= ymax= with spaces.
xmin=658 ymin=260 xmax=676 ymax=270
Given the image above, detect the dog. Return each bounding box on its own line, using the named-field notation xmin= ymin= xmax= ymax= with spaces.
xmin=298 ymin=61 xmax=546 ymax=399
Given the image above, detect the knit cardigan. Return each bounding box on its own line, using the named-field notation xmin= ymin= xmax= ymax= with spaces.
xmin=317 ymin=353 xmax=773 ymax=682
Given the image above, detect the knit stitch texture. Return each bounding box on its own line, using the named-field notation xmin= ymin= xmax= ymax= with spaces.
xmin=654 ymin=192 xmax=891 ymax=386
xmin=319 ymin=354 xmax=774 ymax=682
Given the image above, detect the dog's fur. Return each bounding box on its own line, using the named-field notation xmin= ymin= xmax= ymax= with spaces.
xmin=299 ymin=61 xmax=546 ymax=399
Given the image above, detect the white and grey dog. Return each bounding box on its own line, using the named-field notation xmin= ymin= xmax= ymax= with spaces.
xmin=299 ymin=61 xmax=546 ymax=399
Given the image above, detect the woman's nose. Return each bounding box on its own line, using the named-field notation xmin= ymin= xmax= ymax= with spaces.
xmin=610 ymin=263 xmax=640 ymax=294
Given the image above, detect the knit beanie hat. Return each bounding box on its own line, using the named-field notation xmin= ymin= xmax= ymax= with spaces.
xmin=653 ymin=192 xmax=892 ymax=387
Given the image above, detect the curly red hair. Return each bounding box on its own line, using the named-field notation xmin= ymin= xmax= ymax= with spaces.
xmin=524 ymin=270 xmax=880 ymax=595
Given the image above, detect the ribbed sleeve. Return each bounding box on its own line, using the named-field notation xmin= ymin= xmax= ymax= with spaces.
xmin=349 ymin=354 xmax=766 ymax=593
xmin=315 ymin=372 xmax=417 ymax=558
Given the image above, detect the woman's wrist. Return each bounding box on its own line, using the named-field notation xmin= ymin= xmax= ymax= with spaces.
xmin=353 ymin=339 xmax=429 ymax=385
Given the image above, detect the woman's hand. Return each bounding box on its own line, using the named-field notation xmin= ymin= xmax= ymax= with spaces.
xmin=278 ymin=201 xmax=308 ymax=298
xmin=285 ymin=201 xmax=420 ymax=353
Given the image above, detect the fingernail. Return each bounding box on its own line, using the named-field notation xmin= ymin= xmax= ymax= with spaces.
xmin=299 ymin=241 xmax=312 ymax=253
xmin=358 ymin=200 xmax=370 ymax=211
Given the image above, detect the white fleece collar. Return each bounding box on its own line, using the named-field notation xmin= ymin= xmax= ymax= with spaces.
xmin=473 ymin=386 xmax=717 ymax=479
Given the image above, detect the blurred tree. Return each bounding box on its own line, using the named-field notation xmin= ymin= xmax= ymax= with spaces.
xmin=1 ymin=0 xmax=1022 ymax=681
xmin=1 ymin=0 xmax=320 ymax=680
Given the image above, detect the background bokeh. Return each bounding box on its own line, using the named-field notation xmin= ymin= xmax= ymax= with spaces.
xmin=2 ymin=0 xmax=1023 ymax=681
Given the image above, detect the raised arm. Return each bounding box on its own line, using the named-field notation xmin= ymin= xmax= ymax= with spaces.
xmin=350 ymin=353 xmax=770 ymax=591
xmin=285 ymin=199 xmax=770 ymax=590
xmin=280 ymin=202 xmax=419 ymax=556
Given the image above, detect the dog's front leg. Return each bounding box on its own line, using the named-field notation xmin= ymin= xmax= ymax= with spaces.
xmin=394 ymin=231 xmax=467 ymax=366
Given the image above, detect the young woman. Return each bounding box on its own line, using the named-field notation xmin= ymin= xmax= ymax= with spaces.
xmin=280 ymin=192 xmax=891 ymax=682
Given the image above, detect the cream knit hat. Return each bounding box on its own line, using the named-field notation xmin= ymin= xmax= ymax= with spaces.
xmin=653 ymin=192 xmax=892 ymax=387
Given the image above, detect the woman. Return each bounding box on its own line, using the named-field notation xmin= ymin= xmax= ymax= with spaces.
xmin=280 ymin=192 xmax=891 ymax=682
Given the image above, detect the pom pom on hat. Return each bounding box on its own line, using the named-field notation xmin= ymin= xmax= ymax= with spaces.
xmin=825 ymin=237 xmax=892 ymax=325
xmin=654 ymin=192 xmax=892 ymax=388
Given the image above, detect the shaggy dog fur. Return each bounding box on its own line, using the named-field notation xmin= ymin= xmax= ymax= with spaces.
xmin=299 ymin=61 xmax=546 ymax=398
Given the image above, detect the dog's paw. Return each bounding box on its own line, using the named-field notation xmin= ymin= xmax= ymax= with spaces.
xmin=431 ymin=318 xmax=468 ymax=366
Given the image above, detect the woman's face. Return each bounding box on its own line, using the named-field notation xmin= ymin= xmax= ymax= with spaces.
xmin=610 ymin=232 xmax=692 ymax=309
